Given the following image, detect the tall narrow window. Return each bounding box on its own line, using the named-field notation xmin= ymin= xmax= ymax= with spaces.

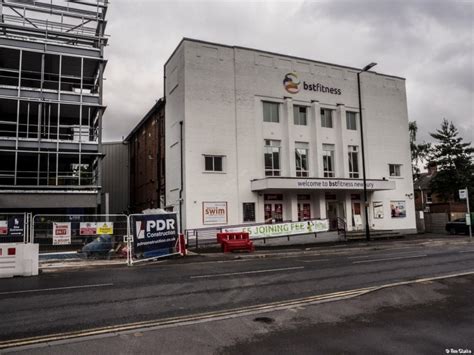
xmin=321 ymin=108 xmax=333 ymax=128
xmin=293 ymin=105 xmax=307 ymax=125
xmin=295 ymin=142 xmax=309 ymax=177
xmin=346 ymin=111 xmax=357 ymax=130
xmin=348 ymin=145 xmax=359 ymax=178
xmin=264 ymin=140 xmax=281 ymax=176
xmin=263 ymin=101 xmax=280 ymax=123
xmin=243 ymin=203 xmax=256 ymax=222
xmin=322 ymin=144 xmax=335 ymax=177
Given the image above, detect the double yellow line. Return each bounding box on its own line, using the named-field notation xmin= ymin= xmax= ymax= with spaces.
xmin=0 ymin=286 xmax=376 ymax=350
xmin=2 ymin=270 xmax=474 ymax=351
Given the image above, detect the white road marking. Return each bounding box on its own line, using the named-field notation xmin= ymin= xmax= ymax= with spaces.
xmin=300 ymin=259 xmax=330 ymax=263
xmin=349 ymin=251 xmax=428 ymax=260
xmin=0 ymin=283 xmax=114 ymax=296
xmin=352 ymin=254 xmax=427 ymax=264
xmin=190 ymin=266 xmax=304 ymax=279
xmin=459 ymin=250 xmax=474 ymax=253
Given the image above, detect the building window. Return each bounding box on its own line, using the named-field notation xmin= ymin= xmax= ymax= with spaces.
xmin=426 ymin=192 xmax=432 ymax=204
xmin=389 ymin=164 xmax=401 ymax=177
xmin=263 ymin=101 xmax=280 ymax=123
xmin=346 ymin=111 xmax=357 ymax=130
xmin=323 ymin=144 xmax=335 ymax=177
xmin=204 ymin=155 xmax=223 ymax=172
xmin=348 ymin=145 xmax=359 ymax=178
xmin=243 ymin=203 xmax=256 ymax=222
xmin=264 ymin=140 xmax=281 ymax=176
xmin=293 ymin=105 xmax=307 ymax=125
xmin=321 ymin=108 xmax=333 ymax=128
xmin=295 ymin=143 xmax=309 ymax=177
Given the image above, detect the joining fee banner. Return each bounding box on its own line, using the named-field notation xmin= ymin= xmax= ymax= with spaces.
xmin=132 ymin=213 xmax=178 ymax=255
xmin=223 ymin=219 xmax=329 ymax=239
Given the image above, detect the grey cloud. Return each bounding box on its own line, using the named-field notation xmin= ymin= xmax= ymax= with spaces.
xmin=102 ymin=0 xmax=473 ymax=148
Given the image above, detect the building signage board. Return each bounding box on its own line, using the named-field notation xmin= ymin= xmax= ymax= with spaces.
xmin=8 ymin=217 xmax=24 ymax=237
xmin=373 ymin=201 xmax=384 ymax=219
xmin=0 ymin=221 xmax=7 ymax=235
xmin=131 ymin=213 xmax=178 ymax=255
xmin=390 ymin=201 xmax=406 ymax=218
xmin=202 ymin=202 xmax=228 ymax=225
xmin=53 ymin=222 xmax=71 ymax=245
xmin=80 ymin=222 xmax=97 ymax=235
xmin=251 ymin=178 xmax=395 ymax=192
xmin=224 ymin=219 xmax=329 ymax=239
xmin=97 ymin=222 xmax=114 ymax=235
xmin=283 ymin=72 xmax=342 ymax=95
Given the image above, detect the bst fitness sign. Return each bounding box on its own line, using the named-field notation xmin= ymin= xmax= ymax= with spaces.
xmin=283 ymin=72 xmax=342 ymax=95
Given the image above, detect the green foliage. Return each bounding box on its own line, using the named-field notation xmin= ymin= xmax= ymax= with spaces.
xmin=409 ymin=121 xmax=431 ymax=179
xmin=429 ymin=119 xmax=474 ymax=205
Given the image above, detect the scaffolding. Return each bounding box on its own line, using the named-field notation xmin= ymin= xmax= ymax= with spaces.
xmin=0 ymin=0 xmax=108 ymax=192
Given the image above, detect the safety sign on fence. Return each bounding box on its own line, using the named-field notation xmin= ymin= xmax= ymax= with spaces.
xmin=0 ymin=216 xmax=25 ymax=243
xmin=130 ymin=213 xmax=179 ymax=261
xmin=53 ymin=222 xmax=71 ymax=245
xmin=97 ymin=222 xmax=114 ymax=235
xmin=0 ymin=220 xmax=7 ymax=235
xmin=80 ymin=222 xmax=97 ymax=235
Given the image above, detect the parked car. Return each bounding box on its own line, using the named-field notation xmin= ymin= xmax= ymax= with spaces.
xmin=82 ymin=235 xmax=113 ymax=257
xmin=445 ymin=218 xmax=469 ymax=235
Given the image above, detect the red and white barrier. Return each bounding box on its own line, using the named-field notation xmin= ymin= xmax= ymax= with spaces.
xmin=0 ymin=243 xmax=39 ymax=278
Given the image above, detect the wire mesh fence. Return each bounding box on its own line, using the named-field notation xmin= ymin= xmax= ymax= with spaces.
xmin=32 ymin=214 xmax=128 ymax=259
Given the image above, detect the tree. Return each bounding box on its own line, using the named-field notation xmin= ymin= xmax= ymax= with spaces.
xmin=429 ymin=119 xmax=474 ymax=205
xmin=409 ymin=121 xmax=431 ymax=179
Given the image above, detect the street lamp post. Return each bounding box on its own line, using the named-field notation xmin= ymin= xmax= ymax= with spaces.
xmin=357 ymin=62 xmax=377 ymax=241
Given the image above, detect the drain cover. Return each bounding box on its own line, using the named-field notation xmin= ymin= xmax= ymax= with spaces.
xmin=253 ymin=317 xmax=275 ymax=324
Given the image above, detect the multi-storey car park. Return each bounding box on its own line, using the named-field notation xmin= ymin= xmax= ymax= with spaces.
xmin=0 ymin=0 xmax=108 ymax=213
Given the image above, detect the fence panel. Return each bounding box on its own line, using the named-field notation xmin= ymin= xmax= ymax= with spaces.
xmin=425 ymin=212 xmax=449 ymax=234
xmin=128 ymin=213 xmax=181 ymax=265
xmin=32 ymin=214 xmax=129 ymax=259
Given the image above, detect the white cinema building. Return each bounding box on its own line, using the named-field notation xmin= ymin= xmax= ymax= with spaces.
xmin=164 ymin=38 xmax=416 ymax=234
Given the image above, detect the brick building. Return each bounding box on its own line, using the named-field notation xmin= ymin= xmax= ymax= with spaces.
xmin=125 ymin=98 xmax=165 ymax=212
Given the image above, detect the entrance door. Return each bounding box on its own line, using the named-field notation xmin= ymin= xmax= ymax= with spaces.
xmin=264 ymin=203 xmax=283 ymax=223
xmin=298 ymin=203 xmax=311 ymax=221
xmin=351 ymin=201 xmax=363 ymax=230
xmin=326 ymin=201 xmax=345 ymax=230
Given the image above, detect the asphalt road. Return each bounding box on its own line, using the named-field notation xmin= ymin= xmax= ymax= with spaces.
xmin=1 ymin=239 xmax=474 ymax=351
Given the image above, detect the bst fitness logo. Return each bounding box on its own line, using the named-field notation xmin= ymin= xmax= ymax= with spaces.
xmin=283 ymin=73 xmax=300 ymax=94
xmin=283 ymin=72 xmax=342 ymax=96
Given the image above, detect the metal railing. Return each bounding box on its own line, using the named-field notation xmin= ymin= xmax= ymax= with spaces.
xmin=185 ymin=219 xmax=330 ymax=250
xmin=337 ymin=217 xmax=347 ymax=240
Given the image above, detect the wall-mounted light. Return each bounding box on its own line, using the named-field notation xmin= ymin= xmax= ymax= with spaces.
xmin=405 ymin=193 xmax=414 ymax=199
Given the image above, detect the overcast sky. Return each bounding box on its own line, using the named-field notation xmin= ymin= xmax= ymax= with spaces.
xmin=102 ymin=0 xmax=473 ymax=144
